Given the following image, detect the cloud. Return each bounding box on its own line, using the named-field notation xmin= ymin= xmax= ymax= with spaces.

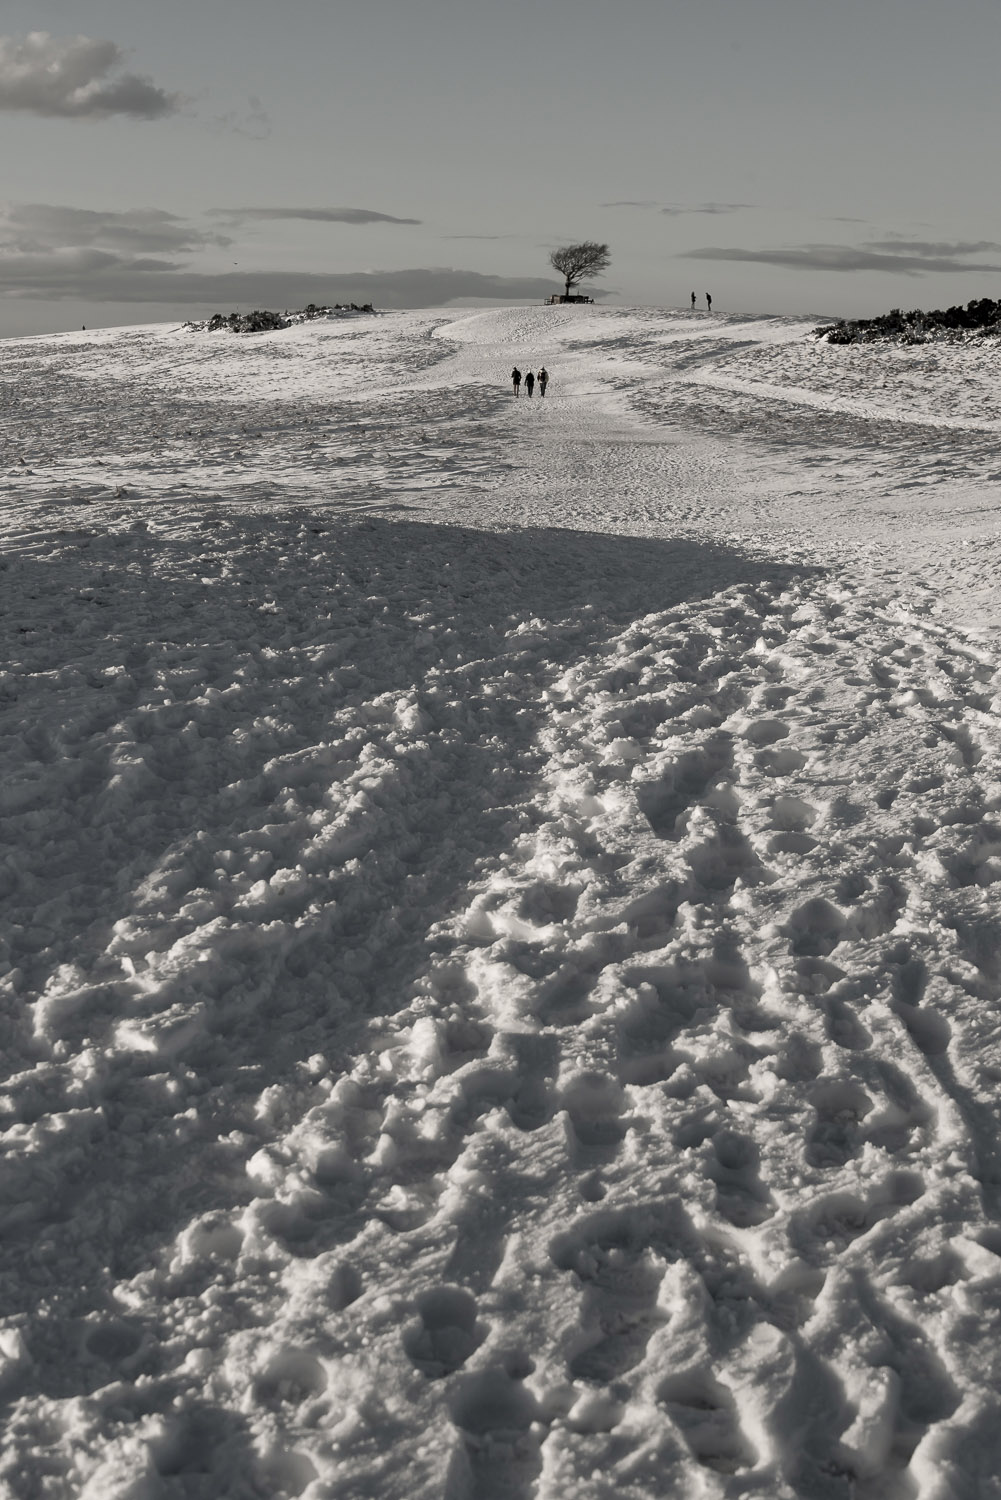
xmin=864 ymin=238 xmax=1001 ymax=258
xmin=0 ymin=198 xmax=571 ymax=307
xmin=661 ymin=203 xmax=753 ymax=216
xmin=682 ymin=243 xmax=1001 ymax=275
xmin=0 ymin=248 xmax=180 ymax=284
xmin=0 ymin=254 xmax=561 ymax=308
xmin=600 ymin=201 xmax=752 ymax=214
xmin=0 ymin=33 xmax=180 ymax=119
xmin=217 ymin=207 xmax=421 ymax=226
xmin=1 ymin=203 xmax=230 ymax=254
xmin=208 ymin=95 xmax=272 ymax=140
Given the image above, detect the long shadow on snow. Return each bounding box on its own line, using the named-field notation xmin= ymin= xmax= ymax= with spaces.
xmin=0 ymin=514 xmax=822 ymax=1406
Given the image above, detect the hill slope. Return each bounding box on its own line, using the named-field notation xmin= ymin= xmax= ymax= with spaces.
xmin=2 ymin=307 xmax=1001 ymax=1500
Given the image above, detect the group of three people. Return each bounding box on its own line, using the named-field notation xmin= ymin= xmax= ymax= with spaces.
xmin=511 ymin=366 xmax=548 ymax=397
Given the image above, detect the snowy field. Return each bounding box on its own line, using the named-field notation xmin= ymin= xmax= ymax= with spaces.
xmin=2 ymin=304 xmax=1001 ymax=1500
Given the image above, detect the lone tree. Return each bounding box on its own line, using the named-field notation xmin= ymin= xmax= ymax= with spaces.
xmin=549 ymin=240 xmax=611 ymax=300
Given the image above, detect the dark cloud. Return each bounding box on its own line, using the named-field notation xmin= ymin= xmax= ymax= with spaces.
xmin=217 ymin=207 xmax=421 ymax=226
xmin=0 ymin=249 xmax=179 ymax=283
xmin=682 ymin=243 xmax=1001 ymax=275
xmin=0 ymin=198 xmax=569 ymax=307
xmin=600 ymin=201 xmax=752 ymax=214
xmin=0 ymin=32 xmax=180 ymax=119
xmin=1 ymin=204 xmax=230 ymax=255
xmin=661 ymin=203 xmax=752 ymax=216
xmin=0 ymin=256 xmax=560 ymax=308
xmin=864 ymin=238 xmax=1001 ymax=257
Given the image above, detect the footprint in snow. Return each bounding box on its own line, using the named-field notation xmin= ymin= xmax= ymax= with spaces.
xmin=403 ymin=1285 xmax=486 ymax=1379
xmin=709 ymin=1128 xmax=775 ymax=1227
xmin=445 ymin=1367 xmax=542 ymax=1500
xmin=657 ymin=1369 xmax=757 ymax=1474
xmin=805 ymin=1080 xmax=873 ymax=1170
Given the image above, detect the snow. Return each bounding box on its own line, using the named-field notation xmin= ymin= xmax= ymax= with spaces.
xmin=2 ymin=303 xmax=1001 ymax=1499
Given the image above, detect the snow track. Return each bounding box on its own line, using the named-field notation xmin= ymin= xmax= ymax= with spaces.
xmin=2 ymin=307 xmax=1001 ymax=1499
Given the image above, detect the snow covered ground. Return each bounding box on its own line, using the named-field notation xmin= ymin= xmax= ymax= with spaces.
xmin=2 ymin=304 xmax=1001 ymax=1499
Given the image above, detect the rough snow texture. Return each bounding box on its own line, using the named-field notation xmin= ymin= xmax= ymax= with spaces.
xmin=2 ymin=306 xmax=1001 ymax=1500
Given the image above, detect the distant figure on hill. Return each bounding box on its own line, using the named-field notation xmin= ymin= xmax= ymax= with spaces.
xmin=511 ymin=366 xmax=522 ymax=396
xmin=525 ymin=370 xmax=535 ymax=397
xmin=538 ymin=367 xmax=549 ymax=397
xmin=690 ymin=292 xmax=696 ymax=310
xmin=706 ymin=292 xmax=712 ymax=312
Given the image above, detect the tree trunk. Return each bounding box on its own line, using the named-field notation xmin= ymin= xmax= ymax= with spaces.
xmin=565 ymin=276 xmax=573 ymax=299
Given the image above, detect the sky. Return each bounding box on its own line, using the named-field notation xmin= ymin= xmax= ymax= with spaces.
xmin=1 ymin=0 xmax=1000 ymax=336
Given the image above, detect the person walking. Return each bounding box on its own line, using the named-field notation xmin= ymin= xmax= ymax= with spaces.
xmin=706 ymin=292 xmax=712 ymax=312
xmin=525 ymin=370 xmax=535 ymax=397
xmin=690 ymin=292 xmax=696 ymax=310
xmin=537 ymin=367 xmax=549 ymax=397
xmin=511 ymin=366 xmax=522 ymax=396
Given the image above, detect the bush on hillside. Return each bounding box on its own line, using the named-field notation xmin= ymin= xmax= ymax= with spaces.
xmin=207 ymin=309 xmax=288 ymax=333
xmin=815 ymin=297 xmax=1001 ymax=345
xmin=187 ymin=303 xmax=377 ymax=334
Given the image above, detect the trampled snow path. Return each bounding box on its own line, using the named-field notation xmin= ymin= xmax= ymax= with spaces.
xmin=2 ymin=307 xmax=1001 ymax=1499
